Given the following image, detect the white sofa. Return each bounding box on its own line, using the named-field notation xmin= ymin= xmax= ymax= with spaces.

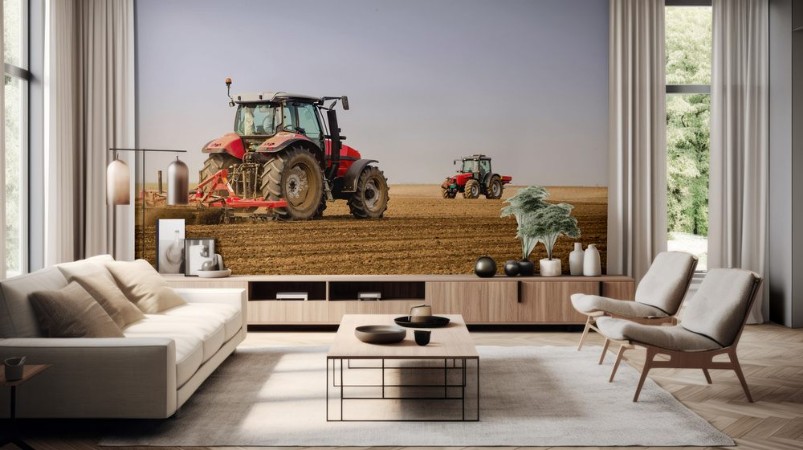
xmin=0 ymin=258 xmax=246 ymax=419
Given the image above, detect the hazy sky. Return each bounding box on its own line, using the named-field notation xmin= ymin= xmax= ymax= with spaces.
xmin=136 ymin=0 xmax=608 ymax=186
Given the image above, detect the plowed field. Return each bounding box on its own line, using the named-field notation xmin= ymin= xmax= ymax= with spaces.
xmin=139 ymin=185 xmax=607 ymax=275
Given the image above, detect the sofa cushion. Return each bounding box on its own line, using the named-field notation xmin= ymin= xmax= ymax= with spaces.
xmin=123 ymin=313 xmax=224 ymax=386
xmin=106 ymin=260 xmax=186 ymax=313
xmin=29 ymin=282 xmax=124 ymax=338
xmin=57 ymin=260 xmax=145 ymax=328
xmin=0 ymin=267 xmax=68 ymax=338
xmin=162 ymin=302 xmax=242 ymax=341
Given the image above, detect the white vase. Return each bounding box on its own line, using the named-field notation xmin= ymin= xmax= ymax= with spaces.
xmin=539 ymin=258 xmax=561 ymax=277
xmin=583 ymin=244 xmax=601 ymax=276
xmin=569 ymin=243 xmax=584 ymax=275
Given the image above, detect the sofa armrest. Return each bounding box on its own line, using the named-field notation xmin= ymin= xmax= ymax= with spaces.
xmin=0 ymin=337 xmax=177 ymax=418
xmin=174 ymin=288 xmax=247 ymax=329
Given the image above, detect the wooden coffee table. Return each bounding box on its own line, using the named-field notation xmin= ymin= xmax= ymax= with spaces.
xmin=327 ymin=314 xmax=479 ymax=422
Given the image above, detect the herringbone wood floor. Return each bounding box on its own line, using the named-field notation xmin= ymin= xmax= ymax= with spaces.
xmin=5 ymin=323 xmax=802 ymax=450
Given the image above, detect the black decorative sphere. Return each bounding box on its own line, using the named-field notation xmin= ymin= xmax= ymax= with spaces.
xmin=474 ymin=256 xmax=497 ymax=278
xmin=504 ymin=260 xmax=520 ymax=277
xmin=518 ymin=259 xmax=535 ymax=276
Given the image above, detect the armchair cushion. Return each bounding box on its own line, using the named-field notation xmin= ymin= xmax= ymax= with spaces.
xmin=634 ymin=251 xmax=697 ymax=314
xmin=571 ymin=294 xmax=669 ymax=318
xmin=596 ymin=316 xmax=721 ymax=351
xmin=29 ymin=282 xmax=124 ymax=338
xmin=680 ymin=268 xmax=758 ymax=347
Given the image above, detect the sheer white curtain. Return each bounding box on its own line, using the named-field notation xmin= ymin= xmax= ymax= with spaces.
xmin=608 ymin=0 xmax=667 ymax=282
xmin=0 ymin=2 xmax=5 ymax=278
xmin=709 ymin=0 xmax=768 ymax=323
xmin=43 ymin=0 xmax=135 ymax=265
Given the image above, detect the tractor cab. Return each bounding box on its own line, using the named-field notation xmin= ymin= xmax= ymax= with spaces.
xmin=456 ymin=155 xmax=492 ymax=179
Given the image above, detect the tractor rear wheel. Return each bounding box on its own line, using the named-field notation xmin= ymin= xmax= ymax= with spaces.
xmin=200 ymin=153 xmax=240 ymax=196
xmin=464 ymin=179 xmax=480 ymax=199
xmin=349 ymin=166 xmax=389 ymax=219
xmin=486 ymin=176 xmax=503 ymax=199
xmin=260 ymin=146 xmax=326 ymax=220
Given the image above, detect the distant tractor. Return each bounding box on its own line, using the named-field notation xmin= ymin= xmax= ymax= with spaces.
xmin=441 ymin=154 xmax=512 ymax=199
xmin=196 ymin=78 xmax=389 ymax=220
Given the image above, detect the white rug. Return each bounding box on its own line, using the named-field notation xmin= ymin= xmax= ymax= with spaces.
xmin=100 ymin=345 xmax=733 ymax=447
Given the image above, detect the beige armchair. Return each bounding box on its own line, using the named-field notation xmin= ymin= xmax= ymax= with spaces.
xmin=571 ymin=251 xmax=698 ymax=362
xmin=596 ymin=268 xmax=762 ymax=402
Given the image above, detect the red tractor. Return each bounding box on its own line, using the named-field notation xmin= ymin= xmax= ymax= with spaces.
xmin=441 ymin=154 xmax=512 ymax=199
xmin=196 ymin=78 xmax=389 ymax=220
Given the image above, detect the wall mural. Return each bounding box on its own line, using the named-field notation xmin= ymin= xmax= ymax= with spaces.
xmin=134 ymin=0 xmax=609 ymax=275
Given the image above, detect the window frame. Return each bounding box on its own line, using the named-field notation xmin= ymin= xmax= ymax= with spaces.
xmin=665 ymin=0 xmax=712 ymax=273
xmin=3 ymin=0 xmax=32 ymax=278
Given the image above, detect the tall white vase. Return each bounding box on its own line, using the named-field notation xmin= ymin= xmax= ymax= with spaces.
xmin=569 ymin=243 xmax=584 ymax=275
xmin=583 ymin=244 xmax=601 ymax=276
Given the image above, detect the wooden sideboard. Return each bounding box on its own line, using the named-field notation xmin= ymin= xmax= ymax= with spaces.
xmin=164 ymin=274 xmax=635 ymax=326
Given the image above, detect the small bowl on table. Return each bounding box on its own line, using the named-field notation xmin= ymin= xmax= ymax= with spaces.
xmin=355 ymin=325 xmax=407 ymax=344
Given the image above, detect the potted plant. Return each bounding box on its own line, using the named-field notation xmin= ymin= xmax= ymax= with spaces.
xmin=500 ymin=186 xmax=550 ymax=276
xmin=519 ymin=203 xmax=580 ymax=276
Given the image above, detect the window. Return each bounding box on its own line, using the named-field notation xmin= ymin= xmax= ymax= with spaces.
xmin=4 ymin=0 xmax=30 ymax=278
xmin=665 ymin=2 xmax=711 ymax=270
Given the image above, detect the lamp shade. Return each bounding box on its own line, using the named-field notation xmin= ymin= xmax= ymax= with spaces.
xmin=107 ymin=158 xmax=131 ymax=205
xmin=167 ymin=157 xmax=189 ymax=205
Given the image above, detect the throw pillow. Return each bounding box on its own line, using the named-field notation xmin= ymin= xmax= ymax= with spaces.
xmin=29 ymin=282 xmax=124 ymax=338
xmin=105 ymin=259 xmax=186 ymax=313
xmin=57 ymin=260 xmax=145 ymax=328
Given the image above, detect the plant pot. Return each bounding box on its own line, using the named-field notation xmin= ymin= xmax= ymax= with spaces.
xmin=539 ymin=258 xmax=561 ymax=277
xmin=518 ymin=259 xmax=535 ymax=276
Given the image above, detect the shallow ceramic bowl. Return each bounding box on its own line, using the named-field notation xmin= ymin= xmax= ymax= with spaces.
xmin=355 ymin=325 xmax=407 ymax=344
xmin=196 ymin=268 xmax=232 ymax=278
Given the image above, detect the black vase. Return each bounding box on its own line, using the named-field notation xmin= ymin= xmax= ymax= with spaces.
xmin=518 ymin=259 xmax=535 ymax=276
xmin=504 ymin=260 xmax=520 ymax=277
xmin=474 ymin=256 xmax=497 ymax=278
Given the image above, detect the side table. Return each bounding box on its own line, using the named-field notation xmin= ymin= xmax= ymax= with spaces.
xmin=1 ymin=364 xmax=50 ymax=450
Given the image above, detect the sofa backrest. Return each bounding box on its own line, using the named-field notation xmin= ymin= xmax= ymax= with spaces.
xmin=0 ymin=267 xmax=68 ymax=338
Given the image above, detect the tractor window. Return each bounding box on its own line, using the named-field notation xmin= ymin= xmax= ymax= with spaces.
xmin=234 ymin=103 xmax=280 ymax=136
xmin=296 ymin=103 xmax=322 ymax=141
xmin=462 ymin=160 xmax=478 ymax=173
xmin=479 ymin=160 xmax=491 ymax=175
xmin=282 ymin=105 xmax=296 ymax=131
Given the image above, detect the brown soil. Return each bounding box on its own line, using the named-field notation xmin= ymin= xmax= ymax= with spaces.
xmin=138 ymin=185 xmax=607 ymax=275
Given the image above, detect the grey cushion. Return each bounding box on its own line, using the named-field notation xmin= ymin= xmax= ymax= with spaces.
xmin=29 ymin=281 xmax=125 ymax=338
xmin=634 ymin=251 xmax=697 ymax=314
xmin=0 ymin=267 xmax=68 ymax=338
xmin=680 ymin=268 xmax=758 ymax=347
xmin=596 ymin=316 xmax=721 ymax=351
xmin=571 ymin=294 xmax=669 ymax=318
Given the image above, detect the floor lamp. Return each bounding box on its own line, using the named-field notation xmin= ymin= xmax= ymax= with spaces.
xmin=107 ymin=148 xmax=189 ymax=260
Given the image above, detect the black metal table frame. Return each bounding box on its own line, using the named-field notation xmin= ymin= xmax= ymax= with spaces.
xmin=1 ymin=385 xmax=35 ymax=450
xmin=326 ymin=357 xmax=480 ymax=422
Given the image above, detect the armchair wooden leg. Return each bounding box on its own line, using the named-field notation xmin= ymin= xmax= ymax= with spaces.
xmin=729 ymin=349 xmax=753 ymax=402
xmin=633 ymin=348 xmax=656 ymax=402
xmin=577 ymin=316 xmax=593 ymax=351
xmin=598 ymin=339 xmax=611 ymax=364
xmin=702 ymin=368 xmax=712 ymax=384
xmin=609 ymin=344 xmax=628 ymax=382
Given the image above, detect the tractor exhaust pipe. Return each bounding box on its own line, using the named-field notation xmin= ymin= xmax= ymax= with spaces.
xmin=327 ymin=109 xmax=342 ymax=179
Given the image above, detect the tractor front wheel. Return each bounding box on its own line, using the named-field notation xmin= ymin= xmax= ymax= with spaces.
xmin=442 ymin=187 xmax=456 ymax=199
xmin=464 ymin=179 xmax=480 ymax=199
xmin=260 ymin=146 xmax=326 ymax=220
xmin=200 ymin=153 xmax=240 ymax=196
xmin=486 ymin=176 xmax=503 ymax=199
xmin=349 ymin=166 xmax=389 ymax=219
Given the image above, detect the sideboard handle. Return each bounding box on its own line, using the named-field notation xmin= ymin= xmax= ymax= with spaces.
xmin=517 ymin=281 xmax=522 ymax=303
